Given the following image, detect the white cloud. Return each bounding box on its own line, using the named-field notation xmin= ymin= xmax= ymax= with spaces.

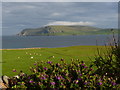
xmin=22 ymin=5 xmax=37 ymax=9
xmin=2 ymin=2 xmax=118 ymax=35
xmin=51 ymin=12 xmax=61 ymax=16
xmin=46 ymin=21 xmax=95 ymax=26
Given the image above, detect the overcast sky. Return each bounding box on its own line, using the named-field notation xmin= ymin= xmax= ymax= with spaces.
xmin=2 ymin=2 xmax=118 ymax=35
xmin=2 ymin=0 xmax=120 ymax=2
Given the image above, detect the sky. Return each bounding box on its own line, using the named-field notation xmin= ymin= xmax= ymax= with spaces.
xmin=1 ymin=0 xmax=120 ymax=2
xmin=2 ymin=2 xmax=118 ymax=35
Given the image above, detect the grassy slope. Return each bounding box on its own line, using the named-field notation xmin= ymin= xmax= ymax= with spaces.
xmin=2 ymin=46 xmax=106 ymax=76
xmin=19 ymin=25 xmax=117 ymax=36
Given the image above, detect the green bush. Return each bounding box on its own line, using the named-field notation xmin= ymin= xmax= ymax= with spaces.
xmin=9 ymin=59 xmax=120 ymax=89
xmin=93 ymin=34 xmax=120 ymax=84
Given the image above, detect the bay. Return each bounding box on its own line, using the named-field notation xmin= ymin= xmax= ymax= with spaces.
xmin=2 ymin=35 xmax=117 ymax=49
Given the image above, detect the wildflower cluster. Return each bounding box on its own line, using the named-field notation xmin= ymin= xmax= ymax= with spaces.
xmin=10 ymin=59 xmax=120 ymax=89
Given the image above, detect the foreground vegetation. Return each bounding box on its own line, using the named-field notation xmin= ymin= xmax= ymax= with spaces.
xmin=5 ymin=41 xmax=120 ymax=89
xmin=2 ymin=46 xmax=105 ymax=76
xmin=10 ymin=59 xmax=120 ymax=89
xmin=2 ymin=37 xmax=120 ymax=89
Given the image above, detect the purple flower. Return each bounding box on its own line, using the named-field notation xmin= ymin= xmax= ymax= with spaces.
xmin=43 ymin=67 xmax=47 ymax=70
xmin=44 ymin=74 xmax=48 ymax=78
xmin=34 ymin=63 xmax=37 ymax=65
xmin=98 ymin=82 xmax=102 ymax=85
xmin=50 ymin=82 xmax=55 ymax=85
xmin=12 ymin=69 xmax=16 ymax=72
xmin=47 ymin=61 xmax=52 ymax=64
xmin=84 ymin=66 xmax=88 ymax=68
xmin=84 ymin=82 xmax=88 ymax=85
xmin=56 ymin=76 xmax=63 ymax=80
xmin=74 ymin=80 xmax=79 ymax=84
xmin=84 ymin=81 xmax=90 ymax=85
xmin=57 ymin=76 xmax=61 ymax=80
xmin=79 ymin=74 xmax=82 ymax=76
xmin=41 ymin=77 xmax=46 ymax=80
xmin=78 ymin=78 xmax=82 ymax=81
xmin=29 ymin=80 xmax=34 ymax=83
xmin=28 ymin=77 xmax=31 ymax=79
xmin=81 ymin=63 xmax=85 ymax=66
xmin=111 ymin=82 xmax=116 ymax=86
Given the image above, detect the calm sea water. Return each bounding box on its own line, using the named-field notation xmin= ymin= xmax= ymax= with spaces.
xmin=2 ymin=35 xmax=117 ymax=49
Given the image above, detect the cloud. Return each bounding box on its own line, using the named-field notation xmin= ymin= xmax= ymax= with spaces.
xmin=46 ymin=21 xmax=95 ymax=26
xmin=2 ymin=2 xmax=118 ymax=35
xmin=51 ymin=12 xmax=61 ymax=16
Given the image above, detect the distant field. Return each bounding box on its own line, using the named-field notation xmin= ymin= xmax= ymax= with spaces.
xmin=2 ymin=46 xmax=106 ymax=76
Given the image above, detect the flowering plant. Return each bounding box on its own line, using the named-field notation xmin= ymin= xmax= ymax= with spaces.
xmin=10 ymin=59 xmax=120 ymax=89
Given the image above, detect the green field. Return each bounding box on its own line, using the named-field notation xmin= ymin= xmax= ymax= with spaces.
xmin=2 ymin=46 xmax=106 ymax=76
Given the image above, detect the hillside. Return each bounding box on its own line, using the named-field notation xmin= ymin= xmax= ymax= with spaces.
xmin=17 ymin=25 xmax=117 ymax=36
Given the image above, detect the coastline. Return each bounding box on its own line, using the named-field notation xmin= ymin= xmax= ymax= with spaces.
xmin=0 ymin=47 xmax=42 ymax=50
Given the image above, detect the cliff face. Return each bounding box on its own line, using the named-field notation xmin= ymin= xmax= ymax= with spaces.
xmin=17 ymin=25 xmax=117 ymax=36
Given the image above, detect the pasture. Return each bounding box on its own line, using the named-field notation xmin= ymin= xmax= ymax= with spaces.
xmin=2 ymin=46 xmax=106 ymax=76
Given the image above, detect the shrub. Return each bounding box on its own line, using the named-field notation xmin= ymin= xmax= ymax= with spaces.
xmin=93 ymin=34 xmax=120 ymax=84
xmin=9 ymin=59 xmax=120 ymax=89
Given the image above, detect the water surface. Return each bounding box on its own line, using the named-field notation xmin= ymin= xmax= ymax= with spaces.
xmin=2 ymin=35 xmax=117 ymax=49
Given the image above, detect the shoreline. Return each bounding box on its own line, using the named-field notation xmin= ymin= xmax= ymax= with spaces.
xmin=0 ymin=47 xmax=42 ymax=50
xmin=0 ymin=45 xmax=107 ymax=50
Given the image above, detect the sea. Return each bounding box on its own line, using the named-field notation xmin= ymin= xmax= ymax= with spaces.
xmin=2 ymin=35 xmax=118 ymax=49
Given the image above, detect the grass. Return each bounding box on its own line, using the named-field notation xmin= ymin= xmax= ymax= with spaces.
xmin=2 ymin=46 xmax=106 ymax=76
xmin=19 ymin=25 xmax=118 ymax=36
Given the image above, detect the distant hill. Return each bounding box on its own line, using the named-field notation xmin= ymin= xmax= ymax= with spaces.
xmin=17 ymin=25 xmax=118 ymax=36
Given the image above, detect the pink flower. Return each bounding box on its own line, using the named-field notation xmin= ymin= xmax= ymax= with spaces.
xmin=50 ymin=82 xmax=55 ymax=85
xmin=29 ymin=80 xmax=34 ymax=83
